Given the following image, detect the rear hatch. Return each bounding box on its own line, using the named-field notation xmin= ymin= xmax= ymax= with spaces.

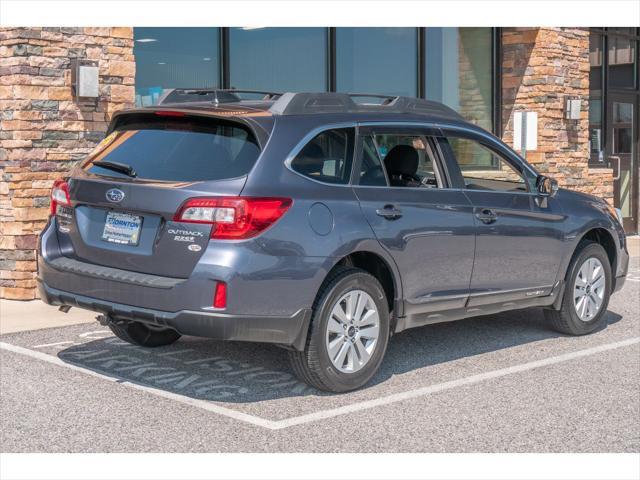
xmin=55 ymin=111 xmax=262 ymax=278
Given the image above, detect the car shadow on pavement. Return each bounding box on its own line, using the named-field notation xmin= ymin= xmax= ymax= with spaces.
xmin=56 ymin=308 xmax=623 ymax=404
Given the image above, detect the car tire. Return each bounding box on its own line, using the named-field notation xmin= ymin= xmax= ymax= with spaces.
xmin=288 ymin=266 xmax=390 ymax=393
xmin=108 ymin=319 xmax=181 ymax=347
xmin=545 ymin=241 xmax=612 ymax=336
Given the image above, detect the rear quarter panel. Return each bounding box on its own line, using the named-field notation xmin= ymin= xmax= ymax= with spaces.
xmin=238 ymin=116 xmax=403 ymax=312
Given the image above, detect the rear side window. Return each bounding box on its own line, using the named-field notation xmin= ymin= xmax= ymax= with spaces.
xmin=84 ymin=116 xmax=260 ymax=182
xmin=290 ymin=128 xmax=354 ymax=184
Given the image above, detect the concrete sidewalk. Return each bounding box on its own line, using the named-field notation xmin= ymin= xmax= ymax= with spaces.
xmin=627 ymin=235 xmax=640 ymax=257
xmin=0 ymin=298 xmax=95 ymax=335
xmin=1 ymin=235 xmax=638 ymax=335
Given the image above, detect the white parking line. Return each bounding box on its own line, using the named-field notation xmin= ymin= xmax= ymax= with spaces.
xmin=0 ymin=341 xmax=279 ymax=430
xmin=1 ymin=337 xmax=639 ymax=431
xmin=31 ymin=341 xmax=76 ymax=349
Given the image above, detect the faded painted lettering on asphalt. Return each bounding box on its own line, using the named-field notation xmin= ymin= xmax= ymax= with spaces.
xmin=33 ymin=331 xmax=313 ymax=400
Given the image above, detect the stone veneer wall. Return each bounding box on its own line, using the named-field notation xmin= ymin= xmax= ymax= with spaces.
xmin=501 ymin=27 xmax=613 ymax=200
xmin=0 ymin=27 xmax=135 ymax=300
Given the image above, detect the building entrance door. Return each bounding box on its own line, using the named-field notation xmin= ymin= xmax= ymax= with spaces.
xmin=607 ymin=93 xmax=639 ymax=233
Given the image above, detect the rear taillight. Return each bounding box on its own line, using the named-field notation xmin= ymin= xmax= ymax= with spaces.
xmin=174 ymin=197 xmax=292 ymax=240
xmin=213 ymin=282 xmax=227 ymax=309
xmin=50 ymin=179 xmax=71 ymax=215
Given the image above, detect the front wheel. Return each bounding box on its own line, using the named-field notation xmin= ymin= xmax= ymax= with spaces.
xmin=545 ymin=242 xmax=612 ymax=335
xmin=289 ymin=267 xmax=390 ymax=393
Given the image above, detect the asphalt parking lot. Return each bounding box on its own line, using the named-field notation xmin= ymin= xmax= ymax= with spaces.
xmin=1 ymin=259 xmax=639 ymax=453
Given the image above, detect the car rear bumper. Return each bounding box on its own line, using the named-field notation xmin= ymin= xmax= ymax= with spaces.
xmin=37 ymin=279 xmax=312 ymax=350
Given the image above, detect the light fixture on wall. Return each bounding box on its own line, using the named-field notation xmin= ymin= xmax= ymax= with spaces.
xmin=564 ymin=96 xmax=581 ymax=121
xmin=71 ymin=59 xmax=99 ymax=99
xmin=136 ymin=38 xmax=158 ymax=43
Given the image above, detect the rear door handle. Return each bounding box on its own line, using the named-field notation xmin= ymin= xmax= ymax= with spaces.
xmin=376 ymin=205 xmax=403 ymax=220
xmin=475 ymin=208 xmax=497 ymax=224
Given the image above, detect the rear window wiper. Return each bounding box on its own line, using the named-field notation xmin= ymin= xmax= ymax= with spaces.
xmin=91 ymin=160 xmax=137 ymax=178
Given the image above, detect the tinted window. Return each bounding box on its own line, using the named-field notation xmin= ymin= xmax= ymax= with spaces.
xmin=374 ymin=134 xmax=441 ymax=188
xmin=425 ymin=28 xmax=493 ymax=131
xmin=134 ymin=28 xmax=219 ymax=106
xmin=359 ymin=136 xmax=387 ymax=186
xmin=229 ymin=28 xmax=326 ymax=91
xmin=85 ymin=117 xmax=260 ymax=182
xmin=291 ymin=129 xmax=354 ymax=184
xmin=447 ymin=137 xmax=527 ymax=192
xmin=336 ymin=28 xmax=417 ymax=96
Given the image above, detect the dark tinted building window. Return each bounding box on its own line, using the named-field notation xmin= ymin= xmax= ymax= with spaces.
xmin=425 ymin=28 xmax=493 ymax=131
xmin=229 ymin=28 xmax=326 ymax=92
xmin=608 ymin=33 xmax=637 ymax=89
xmin=290 ymin=129 xmax=355 ymax=184
xmin=589 ymin=32 xmax=605 ymax=165
xmin=134 ymin=28 xmax=219 ymax=106
xmin=336 ymin=28 xmax=417 ymax=96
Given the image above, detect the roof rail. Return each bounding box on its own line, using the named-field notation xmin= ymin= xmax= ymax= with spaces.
xmin=157 ymin=88 xmax=282 ymax=105
xmin=268 ymin=92 xmax=464 ymax=119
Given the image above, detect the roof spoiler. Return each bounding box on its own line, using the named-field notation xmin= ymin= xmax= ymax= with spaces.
xmin=157 ymin=88 xmax=283 ymax=105
xmin=269 ymin=92 xmax=464 ymax=119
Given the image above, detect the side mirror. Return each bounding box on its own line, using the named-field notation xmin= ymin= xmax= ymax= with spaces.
xmin=536 ymin=175 xmax=558 ymax=197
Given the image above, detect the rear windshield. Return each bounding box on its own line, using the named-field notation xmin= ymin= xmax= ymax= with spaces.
xmin=84 ymin=115 xmax=261 ymax=182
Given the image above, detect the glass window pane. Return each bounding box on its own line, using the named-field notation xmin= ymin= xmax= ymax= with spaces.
xmin=86 ymin=118 xmax=259 ymax=182
xmin=589 ymin=97 xmax=604 ymax=164
xmin=359 ymin=137 xmax=387 ymax=186
xmin=229 ymin=28 xmax=326 ymax=92
xmin=425 ymin=28 xmax=493 ymax=131
xmin=336 ymin=28 xmax=417 ymax=96
xmin=134 ymin=28 xmax=219 ymax=106
xmin=447 ymin=137 xmax=527 ymax=192
xmin=608 ymin=35 xmax=636 ymax=88
xmin=374 ymin=135 xmax=441 ymax=188
xmin=589 ymin=33 xmax=603 ymax=91
xmin=290 ymin=129 xmax=354 ymax=184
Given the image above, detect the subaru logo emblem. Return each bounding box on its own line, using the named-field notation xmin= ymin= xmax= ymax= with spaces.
xmin=106 ymin=188 xmax=125 ymax=203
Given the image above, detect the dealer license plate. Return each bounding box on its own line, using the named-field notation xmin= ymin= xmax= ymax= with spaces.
xmin=101 ymin=211 xmax=142 ymax=246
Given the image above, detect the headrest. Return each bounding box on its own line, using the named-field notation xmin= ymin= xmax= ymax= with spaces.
xmin=384 ymin=144 xmax=419 ymax=177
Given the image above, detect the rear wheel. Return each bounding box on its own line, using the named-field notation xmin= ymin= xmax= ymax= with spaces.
xmin=545 ymin=242 xmax=612 ymax=335
xmin=289 ymin=267 xmax=390 ymax=393
xmin=108 ymin=319 xmax=181 ymax=347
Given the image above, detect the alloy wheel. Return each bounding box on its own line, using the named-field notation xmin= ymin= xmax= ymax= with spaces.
xmin=325 ymin=289 xmax=380 ymax=373
xmin=573 ymin=257 xmax=606 ymax=322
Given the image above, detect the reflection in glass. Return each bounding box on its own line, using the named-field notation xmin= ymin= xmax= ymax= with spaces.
xmin=608 ymin=35 xmax=636 ymax=88
xmin=612 ymin=102 xmax=634 ymax=217
xmin=134 ymin=28 xmax=219 ymax=106
xmin=589 ymin=97 xmax=603 ymax=163
xmin=449 ymin=137 xmax=526 ymax=192
xmin=229 ymin=28 xmax=326 ymax=92
xmin=425 ymin=28 xmax=493 ymax=131
xmin=336 ymin=28 xmax=417 ymax=96
xmin=589 ymin=33 xmax=603 ymax=91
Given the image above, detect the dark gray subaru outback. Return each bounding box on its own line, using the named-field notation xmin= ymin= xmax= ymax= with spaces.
xmin=38 ymin=90 xmax=629 ymax=392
